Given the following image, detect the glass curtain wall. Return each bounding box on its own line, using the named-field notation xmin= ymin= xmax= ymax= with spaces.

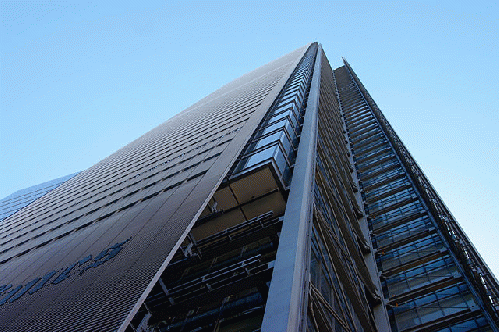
xmin=126 ymin=44 xmax=318 ymax=332
xmin=334 ymin=64 xmax=495 ymax=332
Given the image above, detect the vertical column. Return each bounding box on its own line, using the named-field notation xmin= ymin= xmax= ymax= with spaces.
xmin=261 ymin=44 xmax=322 ymax=332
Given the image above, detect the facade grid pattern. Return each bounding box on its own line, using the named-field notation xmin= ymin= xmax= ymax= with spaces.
xmin=1 ymin=43 xmax=497 ymax=332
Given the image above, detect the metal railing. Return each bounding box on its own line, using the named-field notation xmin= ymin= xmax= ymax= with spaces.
xmin=343 ymin=59 xmax=499 ymax=327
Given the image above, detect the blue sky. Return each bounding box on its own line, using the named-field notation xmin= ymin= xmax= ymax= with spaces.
xmin=1 ymin=1 xmax=498 ymax=276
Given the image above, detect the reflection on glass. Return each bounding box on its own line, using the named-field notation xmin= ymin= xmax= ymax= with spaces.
xmin=384 ymin=255 xmax=459 ymax=298
xmin=251 ymin=131 xmax=293 ymax=159
xmin=374 ymin=215 xmax=431 ymax=248
xmin=391 ymin=283 xmax=475 ymax=331
xmin=273 ymin=102 xmax=300 ymax=119
xmin=270 ymin=110 xmax=299 ymax=129
xmin=243 ymin=146 xmax=275 ymax=169
xmin=260 ymin=119 xmax=295 ymax=138
xmin=234 ymin=144 xmax=291 ymax=185
xmin=283 ymin=86 xmax=304 ymax=99
xmin=279 ymin=94 xmax=300 ymax=108
xmin=377 ymin=234 xmax=444 ymax=271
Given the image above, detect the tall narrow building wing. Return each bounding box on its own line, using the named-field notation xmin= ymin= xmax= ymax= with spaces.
xmin=1 ymin=43 xmax=497 ymax=332
xmin=335 ymin=60 xmax=499 ymax=331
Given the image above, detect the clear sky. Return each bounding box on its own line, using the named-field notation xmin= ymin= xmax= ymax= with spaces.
xmin=1 ymin=1 xmax=498 ymax=276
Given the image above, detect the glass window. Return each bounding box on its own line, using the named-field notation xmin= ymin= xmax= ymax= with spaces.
xmin=289 ymin=78 xmax=306 ymax=88
xmin=374 ymin=215 xmax=432 ymax=248
xmin=278 ymin=93 xmax=301 ymax=108
xmin=250 ymin=130 xmax=293 ymax=160
xmin=377 ymin=234 xmax=445 ymax=271
xmin=270 ymin=109 xmax=299 ymax=130
xmin=284 ymin=85 xmax=305 ymax=98
xmin=366 ymin=188 xmax=417 ymax=214
xmin=234 ymin=144 xmax=291 ymax=183
xmin=434 ymin=316 xmax=491 ymax=332
xmin=352 ymin=132 xmax=385 ymax=149
xmin=391 ymin=283 xmax=476 ymax=331
xmin=242 ymin=146 xmax=275 ymax=169
xmin=359 ymin=159 xmax=399 ymax=179
xmin=260 ymin=118 xmax=294 ymax=137
xmin=364 ymin=174 xmax=408 ymax=195
xmin=370 ymin=200 xmax=424 ymax=231
xmin=354 ymin=138 xmax=387 ymax=156
xmin=355 ymin=145 xmax=392 ymax=163
xmin=250 ymin=131 xmax=282 ymax=151
xmin=357 ymin=153 xmax=393 ymax=173
xmin=383 ymin=255 xmax=458 ymax=298
xmin=272 ymin=102 xmax=300 ymax=119
xmin=361 ymin=167 xmax=404 ymax=189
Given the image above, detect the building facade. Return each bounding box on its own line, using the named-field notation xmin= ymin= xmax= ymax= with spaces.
xmin=0 ymin=173 xmax=77 ymax=222
xmin=0 ymin=43 xmax=497 ymax=332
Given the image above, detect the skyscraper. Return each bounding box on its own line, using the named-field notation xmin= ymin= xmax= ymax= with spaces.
xmin=0 ymin=43 xmax=497 ymax=332
xmin=0 ymin=173 xmax=78 ymax=222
